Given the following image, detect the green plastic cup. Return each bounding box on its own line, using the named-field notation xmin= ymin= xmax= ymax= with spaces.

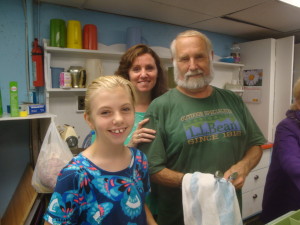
xmin=50 ymin=19 xmax=66 ymax=47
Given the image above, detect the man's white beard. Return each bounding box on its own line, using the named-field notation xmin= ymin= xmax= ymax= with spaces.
xmin=173 ymin=61 xmax=214 ymax=90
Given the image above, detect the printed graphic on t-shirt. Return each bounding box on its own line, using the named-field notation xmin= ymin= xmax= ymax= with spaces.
xmin=181 ymin=108 xmax=242 ymax=144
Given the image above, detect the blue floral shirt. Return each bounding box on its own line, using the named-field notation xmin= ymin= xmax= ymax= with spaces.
xmin=44 ymin=147 xmax=150 ymax=225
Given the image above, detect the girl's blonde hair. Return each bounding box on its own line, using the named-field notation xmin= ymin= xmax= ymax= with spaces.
xmin=84 ymin=75 xmax=136 ymax=116
xmin=291 ymin=78 xmax=300 ymax=110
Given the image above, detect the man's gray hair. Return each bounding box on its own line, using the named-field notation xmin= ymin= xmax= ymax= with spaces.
xmin=170 ymin=30 xmax=213 ymax=58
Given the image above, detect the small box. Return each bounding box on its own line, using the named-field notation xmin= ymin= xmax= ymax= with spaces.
xmin=20 ymin=104 xmax=46 ymax=114
xmin=28 ymin=104 xmax=46 ymax=114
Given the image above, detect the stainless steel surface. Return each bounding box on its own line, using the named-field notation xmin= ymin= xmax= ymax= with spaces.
xmin=68 ymin=66 xmax=86 ymax=88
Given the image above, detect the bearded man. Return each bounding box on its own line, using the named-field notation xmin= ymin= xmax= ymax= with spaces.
xmin=139 ymin=30 xmax=266 ymax=225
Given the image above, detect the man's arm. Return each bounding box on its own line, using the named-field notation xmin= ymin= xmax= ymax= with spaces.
xmin=224 ymin=145 xmax=263 ymax=189
xmin=151 ymin=168 xmax=185 ymax=188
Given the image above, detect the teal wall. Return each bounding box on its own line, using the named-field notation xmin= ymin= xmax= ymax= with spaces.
xmin=0 ymin=0 xmax=246 ymax=218
xmin=0 ymin=0 xmax=31 ymax=218
xmin=0 ymin=0 xmax=30 ymax=110
xmin=38 ymin=3 xmax=245 ymax=55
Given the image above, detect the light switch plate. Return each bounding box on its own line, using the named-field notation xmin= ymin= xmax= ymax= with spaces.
xmin=77 ymin=96 xmax=85 ymax=111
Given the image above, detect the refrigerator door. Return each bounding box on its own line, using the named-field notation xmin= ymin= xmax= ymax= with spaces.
xmin=239 ymin=37 xmax=294 ymax=141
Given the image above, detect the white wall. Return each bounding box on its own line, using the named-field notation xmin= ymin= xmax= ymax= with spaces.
xmin=293 ymin=44 xmax=300 ymax=85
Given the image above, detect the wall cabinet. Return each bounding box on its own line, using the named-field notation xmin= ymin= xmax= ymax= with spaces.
xmin=211 ymin=62 xmax=244 ymax=95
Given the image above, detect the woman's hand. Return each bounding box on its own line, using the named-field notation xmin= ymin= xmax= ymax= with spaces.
xmin=128 ymin=118 xmax=156 ymax=147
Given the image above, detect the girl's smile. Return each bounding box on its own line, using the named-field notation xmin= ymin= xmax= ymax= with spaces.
xmin=87 ymin=86 xmax=135 ymax=145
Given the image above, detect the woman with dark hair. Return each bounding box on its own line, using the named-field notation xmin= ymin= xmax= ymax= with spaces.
xmin=83 ymin=44 xmax=168 ymax=148
xmin=115 ymin=44 xmax=168 ymax=147
xmin=115 ymin=44 xmax=168 ymax=220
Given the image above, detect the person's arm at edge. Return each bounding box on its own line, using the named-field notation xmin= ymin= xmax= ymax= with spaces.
xmin=44 ymin=221 xmax=51 ymax=225
xmin=224 ymin=145 xmax=263 ymax=189
xmin=151 ymin=168 xmax=185 ymax=188
xmin=145 ymin=204 xmax=157 ymax=225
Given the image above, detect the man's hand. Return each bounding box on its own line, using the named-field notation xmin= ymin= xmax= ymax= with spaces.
xmin=224 ymin=162 xmax=248 ymax=189
xmin=224 ymin=145 xmax=263 ymax=189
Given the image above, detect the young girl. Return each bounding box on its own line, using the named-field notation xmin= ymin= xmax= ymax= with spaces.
xmin=43 ymin=76 xmax=157 ymax=225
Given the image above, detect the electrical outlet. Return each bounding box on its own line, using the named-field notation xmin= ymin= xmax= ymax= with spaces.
xmin=77 ymin=96 xmax=85 ymax=111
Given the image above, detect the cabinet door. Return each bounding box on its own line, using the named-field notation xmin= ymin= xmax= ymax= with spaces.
xmin=243 ymin=167 xmax=268 ymax=193
xmin=253 ymin=148 xmax=271 ymax=171
xmin=239 ymin=38 xmax=276 ymax=141
xmin=239 ymin=37 xmax=294 ymax=141
xmin=242 ymin=186 xmax=264 ymax=219
xmin=243 ymin=149 xmax=270 ymax=193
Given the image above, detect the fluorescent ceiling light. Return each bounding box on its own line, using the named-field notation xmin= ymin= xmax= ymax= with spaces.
xmin=278 ymin=0 xmax=300 ymax=8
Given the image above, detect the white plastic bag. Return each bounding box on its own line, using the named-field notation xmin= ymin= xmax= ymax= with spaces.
xmin=32 ymin=119 xmax=73 ymax=193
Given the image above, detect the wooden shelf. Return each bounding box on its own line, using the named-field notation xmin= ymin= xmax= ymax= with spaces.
xmin=43 ymin=39 xmax=168 ymax=61
xmin=45 ymin=45 xmax=123 ymax=59
xmin=0 ymin=113 xmax=54 ymax=122
xmin=43 ymin=39 xmax=246 ymax=68
xmin=47 ymin=88 xmax=86 ymax=93
xmin=213 ymin=61 xmax=244 ymax=67
xmin=43 ymin=40 xmax=172 ymax=60
xmin=1 ymin=166 xmax=38 ymax=225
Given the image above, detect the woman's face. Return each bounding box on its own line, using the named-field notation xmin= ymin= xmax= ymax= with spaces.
xmin=128 ymin=53 xmax=158 ymax=94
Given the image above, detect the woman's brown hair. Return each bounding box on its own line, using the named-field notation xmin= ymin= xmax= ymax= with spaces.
xmin=115 ymin=44 xmax=168 ymax=100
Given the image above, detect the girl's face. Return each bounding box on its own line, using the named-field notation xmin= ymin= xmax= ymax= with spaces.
xmin=85 ymin=86 xmax=135 ymax=145
xmin=128 ymin=53 xmax=158 ymax=94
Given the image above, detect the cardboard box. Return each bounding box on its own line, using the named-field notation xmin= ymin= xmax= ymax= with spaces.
xmin=20 ymin=104 xmax=46 ymax=114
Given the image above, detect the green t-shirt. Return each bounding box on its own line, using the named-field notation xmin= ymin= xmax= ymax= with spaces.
xmin=139 ymin=87 xmax=266 ymax=225
xmin=124 ymin=112 xmax=145 ymax=146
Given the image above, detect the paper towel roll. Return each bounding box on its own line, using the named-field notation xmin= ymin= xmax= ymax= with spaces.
xmin=85 ymin=59 xmax=103 ymax=85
